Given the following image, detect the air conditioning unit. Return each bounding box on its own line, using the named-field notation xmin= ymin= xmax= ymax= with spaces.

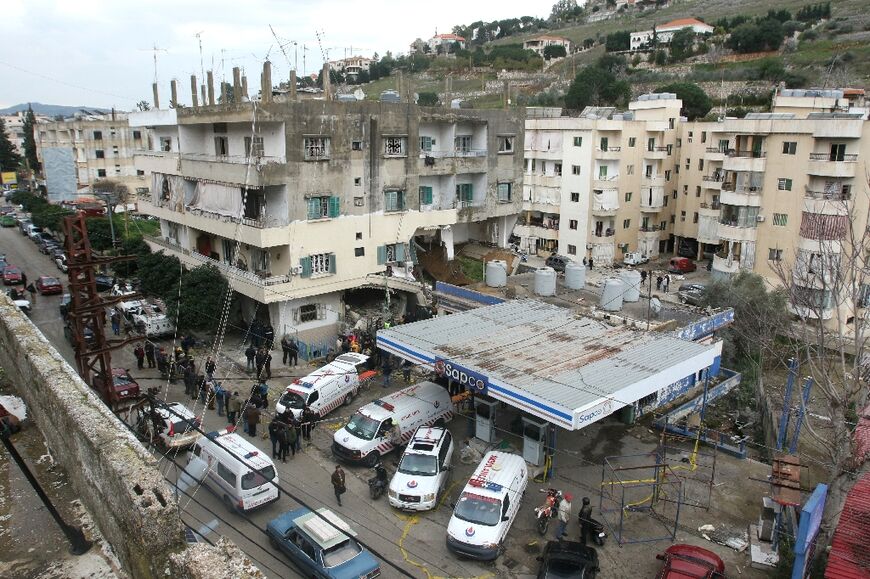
xmin=289 ymin=265 xmax=302 ymax=275
xmin=756 ymin=215 xmax=766 ymax=222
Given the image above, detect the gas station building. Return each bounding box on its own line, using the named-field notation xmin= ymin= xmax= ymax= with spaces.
xmin=377 ymin=299 xmax=724 ymax=464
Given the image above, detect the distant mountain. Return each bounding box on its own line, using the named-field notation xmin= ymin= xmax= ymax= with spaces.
xmin=0 ymin=102 xmax=112 ymax=118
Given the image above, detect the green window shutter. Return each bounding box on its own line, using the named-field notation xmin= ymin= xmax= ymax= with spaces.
xmin=307 ymin=198 xmax=319 ymax=220
xmin=300 ymin=256 xmax=312 ymax=277
xmin=395 ymin=243 xmax=406 ymax=262
xmin=377 ymin=245 xmax=387 ymax=265
xmin=328 ymin=253 xmax=336 ymax=274
xmin=419 ymin=186 xmax=433 ymax=205
xmin=328 ymin=196 xmax=340 ymax=217
xmin=409 ymin=241 xmax=418 ymax=264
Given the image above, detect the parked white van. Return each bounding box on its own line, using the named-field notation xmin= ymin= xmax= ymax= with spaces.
xmin=186 ymin=428 xmax=280 ymax=513
xmin=446 ymin=451 xmax=528 ymax=561
xmin=275 ymin=353 xmax=369 ymax=419
xmin=388 ymin=426 xmax=454 ymax=511
xmin=332 ymin=381 xmax=454 ymax=467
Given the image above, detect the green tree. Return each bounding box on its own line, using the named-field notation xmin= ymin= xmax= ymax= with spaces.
xmin=655 ymin=82 xmax=712 ymax=120
xmin=565 ymin=65 xmax=630 ymax=110
xmin=757 ymin=18 xmax=785 ymax=50
xmin=0 ymin=119 xmax=21 ymax=171
xmin=30 ymin=204 xmax=74 ymax=232
xmin=416 ymin=92 xmax=440 ymax=106
xmin=727 ymin=22 xmax=765 ymax=52
xmin=137 ymin=251 xmax=181 ymax=300
xmin=543 ymin=45 xmax=567 ymax=60
xmin=85 ymin=217 xmax=117 ymax=251
xmin=22 ymin=106 xmax=40 ymax=173
xmin=167 ymin=263 xmax=233 ymax=332
xmin=9 ymin=191 xmax=46 ymax=212
xmin=112 ymin=236 xmax=152 ymax=277
xmin=653 ymin=50 xmax=668 ymax=66
xmin=605 ymin=31 xmax=631 ymax=52
xmin=668 ymin=28 xmax=695 ymax=62
xmin=583 ymin=38 xmax=595 ymax=49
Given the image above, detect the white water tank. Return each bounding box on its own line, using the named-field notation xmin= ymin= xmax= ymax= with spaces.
xmin=600 ymin=278 xmax=624 ymax=311
xmin=485 ymin=260 xmax=508 ymax=288
xmin=534 ymin=267 xmax=557 ymax=297
xmin=564 ymin=262 xmax=586 ymax=290
xmin=620 ymin=269 xmax=642 ymax=303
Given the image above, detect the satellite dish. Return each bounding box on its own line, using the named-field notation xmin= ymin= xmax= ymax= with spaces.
xmin=650 ymin=297 xmax=662 ymax=315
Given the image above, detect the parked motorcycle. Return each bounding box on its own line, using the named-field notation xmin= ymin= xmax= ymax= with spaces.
xmin=368 ymin=462 xmax=389 ymax=500
xmin=534 ymin=488 xmax=562 ymax=536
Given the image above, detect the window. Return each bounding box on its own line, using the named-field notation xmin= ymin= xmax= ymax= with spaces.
xmin=304 ymin=136 xmax=330 ymax=160
xmin=354 ymin=177 xmax=361 ymax=186
xmin=625 ymin=191 xmax=632 ymax=202
xmin=680 ymin=211 xmax=686 ymax=222
xmin=599 ymin=137 xmax=608 ymax=151
xmin=132 ymin=130 xmax=142 ymax=140
xmin=683 ymin=185 xmax=689 ymax=195
xmin=573 ymin=136 xmax=583 ymax=147
xmin=676 ymin=138 xmax=682 ymax=148
xmin=554 ymin=163 xmax=562 ymax=176
xmin=569 ymin=219 xmax=578 ymax=230
xmin=420 ymin=136 xmax=434 ymax=152
xmin=782 ymin=141 xmax=797 ymax=155
xmin=626 ymin=164 xmax=634 ymax=175
xmin=663 ymin=196 xmax=668 ymax=207
xmin=498 ymin=135 xmax=515 ymax=153
xmin=773 ymin=213 xmax=788 ymax=226
xmin=777 ymin=178 xmax=793 ymax=191
xmin=137 ymin=170 xmax=145 ymax=176
xmin=660 ymin=220 xmax=667 ymax=230
xmin=419 ymin=185 xmax=433 ymax=205
xmin=669 ymin=118 xmax=675 ymax=130
xmin=159 ymin=137 xmax=172 ymax=151
xmin=768 ymin=248 xmax=783 ymax=261
xmin=213 ymin=122 xmax=227 ymax=133
xmin=623 ymin=219 xmax=631 ymax=229
xmin=97 ymin=169 xmax=107 ymax=177
xmin=244 ymin=136 xmax=264 ymax=157
xmin=718 ymin=139 xmax=730 ymax=152
xmin=221 ymin=239 xmax=235 ymax=265
xmin=570 ymin=192 xmax=580 ymax=202
xmin=693 ymin=212 xmax=699 ymax=223
xmin=384 ymin=190 xmax=406 ymax=212
xmin=645 ymin=165 xmax=653 ymax=178
xmin=299 ymin=304 xmax=318 ymax=322
xmin=497 ymin=183 xmax=512 ymax=203
xmin=696 ymin=186 xmax=701 ymax=197
xmin=352 ymin=140 xmax=363 ymax=151
xmin=95 ymin=150 xmax=105 ymax=159
xmin=355 ymin=247 xmax=365 ymax=257
xmin=217 ymin=463 xmax=236 ymax=486
xmin=670 ymin=215 xmax=675 ymax=224
xmin=571 ymin=165 xmax=581 ymax=175
xmin=456 ymin=183 xmax=473 ymax=206
xmin=698 ymin=158 xmax=704 ymax=171
xmin=356 ymin=232 xmax=363 ymax=240
xmin=664 ymin=170 xmax=671 ymax=181
xmin=307 ymin=196 xmax=340 ymax=219
xmin=454 ymin=135 xmax=471 ymax=153
xmin=830 ymin=143 xmax=846 ymax=161
xmin=598 ymin=165 xmax=608 ymax=179
xmin=112 ymin=146 xmax=119 ymax=156
xmin=688 ymin=131 xmax=693 ymax=143
xmin=300 ymin=253 xmax=336 ymax=277
xmin=93 ymin=130 xmax=102 ymax=140
xmin=701 ymin=131 xmax=707 ymax=143
xmin=647 ymin=138 xmax=655 ymax=152
xmin=672 ymin=190 xmax=678 ymax=199
xmin=114 ymin=165 xmax=121 ymax=174
xmin=567 ymin=244 xmax=577 ymax=255
xmin=384 ymin=136 xmax=407 ymax=156
xmin=378 ymin=243 xmax=408 ymax=264
xmin=354 ymin=196 xmax=364 ymax=207
xmin=214 ymin=136 xmax=228 ymax=156
xmin=685 ymin=158 xmax=691 ymax=170
xmin=628 ymin=137 xmax=636 ymax=147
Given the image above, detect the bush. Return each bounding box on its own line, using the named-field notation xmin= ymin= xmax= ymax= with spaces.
xmin=605 ymin=30 xmax=631 ymax=52
xmin=543 ymin=45 xmax=567 ymax=60
xmin=655 ymin=82 xmax=712 ymax=120
xmin=416 ymin=92 xmax=440 ymax=106
xmin=800 ymin=29 xmax=818 ymax=41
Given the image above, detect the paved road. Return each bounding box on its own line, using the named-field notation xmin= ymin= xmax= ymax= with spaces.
xmin=0 ymin=226 xmax=534 ymax=579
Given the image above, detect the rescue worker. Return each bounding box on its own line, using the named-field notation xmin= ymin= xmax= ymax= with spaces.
xmin=578 ymin=496 xmax=593 ymax=545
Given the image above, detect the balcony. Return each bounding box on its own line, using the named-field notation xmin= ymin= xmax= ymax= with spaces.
xmin=813 ymin=119 xmax=864 ymax=139
xmin=596 ymin=146 xmax=622 ymax=160
xmin=702 ymin=175 xmax=724 ymax=190
xmin=419 ymin=153 xmax=486 ymax=176
xmin=699 ymin=202 xmax=721 ymax=218
xmin=514 ymin=224 xmax=559 ymax=241
xmin=720 ymin=187 xmax=762 ymax=207
xmin=704 ymin=147 xmax=727 ymax=162
xmin=525 ymin=174 xmax=562 ymax=188
xmin=640 ymin=186 xmax=665 ymax=212
xmin=717 ymin=221 xmax=757 ymax=242
xmin=134 ymin=150 xmax=287 ymax=186
xmin=804 ymin=187 xmax=851 ymax=216
xmin=807 ymin=153 xmax=858 ymax=178
xmin=422 ymin=149 xmax=487 ymax=159
xmin=644 ymin=146 xmax=669 ymax=160
xmin=723 ymin=150 xmax=766 ymax=173
xmin=642 ymin=175 xmax=665 ymax=188
xmin=712 ymin=254 xmax=740 ymax=276
xmin=787 ymin=300 xmax=834 ymax=320
xmin=593 ymin=175 xmax=620 ymax=189
xmin=639 ymin=226 xmax=664 ymax=241
xmin=590 ymin=230 xmax=616 ymax=245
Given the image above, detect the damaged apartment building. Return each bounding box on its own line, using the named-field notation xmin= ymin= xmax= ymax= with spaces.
xmin=130 ymin=63 xmax=523 ymax=346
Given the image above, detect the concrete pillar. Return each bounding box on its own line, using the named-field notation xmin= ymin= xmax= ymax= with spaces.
xmin=190 ymin=75 xmax=199 ymax=107
xmin=170 ymin=79 xmax=178 ymax=107
xmin=321 ymin=62 xmax=331 ymax=100
xmin=200 ymin=84 xmax=206 ymax=106
xmin=207 ymin=71 xmax=215 ymax=105
xmin=444 ymin=76 xmax=450 ymax=108
xmin=152 ymin=82 xmax=160 ymax=109
xmin=261 ymin=61 xmax=272 ymax=103
xmin=289 ymin=70 xmax=297 ymax=101
xmin=232 ymin=67 xmax=241 ymax=104
xmin=241 ymin=75 xmax=248 ymax=101
xmin=220 ymin=81 xmax=227 ymax=105
xmin=397 ymin=70 xmax=403 ymax=101
xmin=503 ymin=81 xmax=509 ymax=110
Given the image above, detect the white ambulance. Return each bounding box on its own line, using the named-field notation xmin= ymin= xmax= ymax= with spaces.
xmin=186 ymin=428 xmax=280 ymax=513
xmin=446 ymin=451 xmax=528 ymax=561
xmin=388 ymin=426 xmax=455 ymax=511
xmin=332 ymin=381 xmax=454 ymax=467
xmin=275 ymin=353 xmax=369 ymax=419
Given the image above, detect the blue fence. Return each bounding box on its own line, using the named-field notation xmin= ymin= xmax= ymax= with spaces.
xmin=297 ymin=336 xmax=336 ymax=361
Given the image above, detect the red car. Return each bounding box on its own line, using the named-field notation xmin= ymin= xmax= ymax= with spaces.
xmin=2 ymin=266 xmax=23 ymax=285
xmin=656 ymin=545 xmax=725 ymax=579
xmin=36 ymin=275 xmax=63 ymax=295
xmin=92 ymin=368 xmax=141 ymax=407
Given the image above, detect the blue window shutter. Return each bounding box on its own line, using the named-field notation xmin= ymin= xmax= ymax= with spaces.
xmin=329 ymin=253 xmax=336 ymax=274
xmin=300 ymin=256 xmax=312 ymax=277
xmin=395 ymin=243 xmax=406 ymax=262
xmin=307 ymin=198 xmax=319 ymax=220
xmin=377 ymin=245 xmax=386 ymax=265
xmin=329 ymin=196 xmax=340 ymax=218
xmin=409 ymin=241 xmax=418 ymax=264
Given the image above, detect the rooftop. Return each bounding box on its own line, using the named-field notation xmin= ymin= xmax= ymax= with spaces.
xmin=659 ymin=17 xmax=713 ymax=29
xmin=825 ymin=472 xmax=870 ymax=578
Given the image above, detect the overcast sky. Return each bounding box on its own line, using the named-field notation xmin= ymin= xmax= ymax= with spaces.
xmin=2 ymin=0 xmax=551 ymax=110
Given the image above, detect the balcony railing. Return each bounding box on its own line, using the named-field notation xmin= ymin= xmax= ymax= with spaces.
xmin=702 ymin=175 xmax=724 ymax=183
xmin=700 ymin=202 xmax=722 ymax=210
xmin=808 ymin=153 xmax=858 ymax=162
xmin=136 ymin=149 xmax=286 ymax=164
xmin=646 ymin=146 xmax=669 ymax=152
xmin=728 ymin=150 xmax=766 ymax=158
xmin=804 ymin=187 xmax=852 ymax=201
xmin=706 ymin=147 xmax=729 ymax=154
xmin=597 ymin=146 xmax=622 ymax=152
xmin=721 ymin=182 xmax=760 ymax=194
xmin=185 ymin=206 xmax=283 ymax=229
xmin=639 ymin=225 xmax=665 ymax=233
xmin=592 ymin=230 xmax=616 ymax=238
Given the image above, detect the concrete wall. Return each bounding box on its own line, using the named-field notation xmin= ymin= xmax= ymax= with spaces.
xmin=0 ymin=295 xmax=261 ymax=579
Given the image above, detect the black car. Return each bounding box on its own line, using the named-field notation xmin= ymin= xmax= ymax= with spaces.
xmin=59 ymin=293 xmax=72 ymax=319
xmin=95 ymin=274 xmax=114 ymax=292
xmin=64 ymin=322 xmax=95 ymax=348
xmin=537 ymin=540 xmax=599 ymax=579
xmin=677 ymin=283 xmax=707 ymax=306
xmin=545 ymin=255 xmax=573 ymax=273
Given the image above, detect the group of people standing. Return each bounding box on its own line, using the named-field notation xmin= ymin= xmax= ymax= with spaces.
xmin=266 ymin=405 xmax=318 ymax=462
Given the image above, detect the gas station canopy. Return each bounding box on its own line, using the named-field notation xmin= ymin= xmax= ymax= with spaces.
xmin=377 ymin=299 xmax=722 ymax=431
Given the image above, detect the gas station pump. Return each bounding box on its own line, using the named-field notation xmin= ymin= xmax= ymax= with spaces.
xmin=474 ymin=398 xmax=498 ymax=443
xmin=522 ymin=416 xmax=548 ymax=466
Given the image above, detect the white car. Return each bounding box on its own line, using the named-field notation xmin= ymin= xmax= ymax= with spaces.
xmin=110 ymin=282 xmax=136 ymax=297
xmin=388 ymin=426 xmax=454 ymax=511
xmin=6 ymin=289 xmax=31 ymax=315
xmin=623 ymin=252 xmax=649 ymax=266
xmin=134 ymin=401 xmax=201 ymax=449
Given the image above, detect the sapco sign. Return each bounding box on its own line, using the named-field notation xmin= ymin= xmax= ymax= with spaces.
xmin=434 ymin=358 xmax=489 ymax=396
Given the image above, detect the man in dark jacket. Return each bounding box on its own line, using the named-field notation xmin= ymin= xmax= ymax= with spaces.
xmin=255 ymin=348 xmax=266 ymax=380
xmin=134 ymin=344 xmax=145 ymax=370
xmin=245 ymin=344 xmax=256 ymax=373
xmin=331 ymin=465 xmax=346 ymax=506
xmin=263 ymin=324 xmax=275 ymax=350
xmin=144 ymin=341 xmax=156 ymax=368
xmin=205 ymin=356 xmax=216 ymax=381
xmin=578 ymin=496 xmax=593 ymax=545
xmin=268 ymin=418 xmax=281 ymax=458
xmin=244 ymin=404 xmax=261 ymax=437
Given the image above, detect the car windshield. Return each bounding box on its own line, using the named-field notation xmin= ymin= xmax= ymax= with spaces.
xmin=279 ymin=390 xmax=307 ymax=410
xmin=453 ymin=492 xmax=502 ymax=526
xmin=171 ymin=417 xmax=200 ymax=435
xmin=42 ymin=278 xmax=60 ymax=285
xmin=5 ymin=268 xmax=20 ymax=275
xmin=113 ymin=374 xmax=135 ymax=387
xmin=344 ymin=413 xmax=380 ymax=441
xmin=321 ymin=539 xmax=362 ymax=568
xmin=398 ymin=453 xmax=438 ymax=476
xmin=240 ymin=465 xmax=276 ymax=490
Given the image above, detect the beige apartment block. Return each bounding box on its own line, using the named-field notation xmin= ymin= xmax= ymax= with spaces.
xmin=521 ymin=94 xmax=681 ymax=265
xmin=130 ymin=78 xmax=523 ymax=343
xmin=674 ymin=88 xmax=869 ymax=325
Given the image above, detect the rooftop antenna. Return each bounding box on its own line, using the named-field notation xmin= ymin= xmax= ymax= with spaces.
xmin=139 ymin=43 xmax=168 ymax=83
xmin=195 ymin=31 xmax=206 ymax=85
xmin=269 ymin=25 xmax=294 ymax=71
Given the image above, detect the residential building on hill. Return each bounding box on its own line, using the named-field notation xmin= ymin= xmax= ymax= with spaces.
xmin=427 ymin=33 xmax=466 ymax=53
xmin=2 ymin=110 xmax=50 ymax=156
xmin=523 ymin=36 xmax=572 ymax=57
xmin=630 ymin=17 xmax=714 ymax=51
xmin=327 ymin=55 xmax=373 ymax=80
xmin=130 ymin=74 xmax=523 ymax=345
